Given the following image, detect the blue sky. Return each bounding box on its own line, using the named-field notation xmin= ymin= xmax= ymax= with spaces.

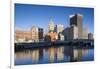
xmin=15 ymin=3 xmax=94 ymax=33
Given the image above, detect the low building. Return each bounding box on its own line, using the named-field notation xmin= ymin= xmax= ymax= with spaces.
xmin=70 ymin=25 xmax=78 ymax=39
xmin=58 ymin=33 xmax=64 ymax=41
xmin=88 ymin=33 xmax=93 ymax=39
xmin=15 ymin=26 xmax=43 ymax=42
xmin=44 ymin=32 xmax=58 ymax=42
xmin=62 ymin=27 xmax=70 ymax=40
xmin=54 ymin=24 xmax=64 ymax=34
xmin=62 ymin=25 xmax=78 ymax=40
xmin=31 ymin=26 xmax=44 ymax=41
xmin=15 ymin=30 xmax=31 ymax=42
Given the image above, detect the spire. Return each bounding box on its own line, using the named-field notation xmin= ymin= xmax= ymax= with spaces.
xmin=49 ymin=18 xmax=54 ymax=25
xmin=48 ymin=18 xmax=55 ymax=32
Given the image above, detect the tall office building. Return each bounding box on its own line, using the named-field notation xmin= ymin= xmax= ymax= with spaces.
xmin=70 ymin=14 xmax=83 ymax=39
xmin=55 ymin=24 xmax=64 ymax=34
xmin=82 ymin=27 xmax=88 ymax=39
xmin=48 ymin=19 xmax=55 ymax=32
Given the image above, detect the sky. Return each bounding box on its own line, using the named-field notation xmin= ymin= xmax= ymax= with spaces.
xmin=15 ymin=3 xmax=94 ymax=33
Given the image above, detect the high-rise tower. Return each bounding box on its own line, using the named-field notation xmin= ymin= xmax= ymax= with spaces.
xmin=48 ymin=19 xmax=55 ymax=32
xmin=70 ymin=14 xmax=83 ymax=39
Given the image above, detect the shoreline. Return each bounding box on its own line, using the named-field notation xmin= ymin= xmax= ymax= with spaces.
xmin=15 ymin=39 xmax=94 ymax=51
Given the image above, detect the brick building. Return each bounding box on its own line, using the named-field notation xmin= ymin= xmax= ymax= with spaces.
xmin=15 ymin=26 xmax=43 ymax=42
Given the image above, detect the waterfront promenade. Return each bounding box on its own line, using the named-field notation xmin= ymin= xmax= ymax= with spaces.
xmin=15 ymin=39 xmax=94 ymax=51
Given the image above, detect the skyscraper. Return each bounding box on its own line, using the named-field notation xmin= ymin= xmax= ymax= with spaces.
xmin=82 ymin=27 xmax=88 ymax=39
xmin=48 ymin=19 xmax=55 ymax=32
xmin=70 ymin=14 xmax=83 ymax=39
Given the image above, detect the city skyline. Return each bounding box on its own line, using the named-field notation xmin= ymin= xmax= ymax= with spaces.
xmin=15 ymin=3 xmax=94 ymax=33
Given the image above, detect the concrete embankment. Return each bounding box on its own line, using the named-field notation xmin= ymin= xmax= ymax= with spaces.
xmin=15 ymin=40 xmax=94 ymax=51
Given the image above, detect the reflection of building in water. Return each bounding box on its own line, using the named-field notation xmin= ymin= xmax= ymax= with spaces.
xmin=31 ymin=49 xmax=39 ymax=63
xmin=48 ymin=47 xmax=56 ymax=63
xmin=82 ymin=49 xmax=88 ymax=57
xmin=64 ymin=46 xmax=73 ymax=61
xmin=57 ymin=47 xmax=64 ymax=61
xmin=73 ymin=49 xmax=89 ymax=61
xmin=73 ymin=49 xmax=82 ymax=61
xmin=15 ymin=50 xmax=32 ymax=60
xmin=42 ymin=49 xmax=48 ymax=61
xmin=39 ymin=48 xmax=43 ymax=60
xmin=64 ymin=47 xmax=90 ymax=62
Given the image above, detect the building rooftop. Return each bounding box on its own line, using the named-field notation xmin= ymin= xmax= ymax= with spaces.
xmin=69 ymin=13 xmax=83 ymax=18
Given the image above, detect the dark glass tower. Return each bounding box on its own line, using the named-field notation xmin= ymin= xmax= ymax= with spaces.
xmin=70 ymin=14 xmax=83 ymax=39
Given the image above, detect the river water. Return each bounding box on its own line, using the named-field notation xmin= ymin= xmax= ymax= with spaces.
xmin=15 ymin=45 xmax=94 ymax=65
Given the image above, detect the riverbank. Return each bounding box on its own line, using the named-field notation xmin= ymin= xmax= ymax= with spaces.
xmin=15 ymin=40 xmax=94 ymax=51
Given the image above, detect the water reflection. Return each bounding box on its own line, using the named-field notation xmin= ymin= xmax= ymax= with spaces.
xmin=48 ymin=47 xmax=56 ymax=63
xmin=32 ymin=49 xmax=39 ymax=64
xmin=15 ymin=46 xmax=94 ymax=65
xmin=57 ymin=47 xmax=64 ymax=61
